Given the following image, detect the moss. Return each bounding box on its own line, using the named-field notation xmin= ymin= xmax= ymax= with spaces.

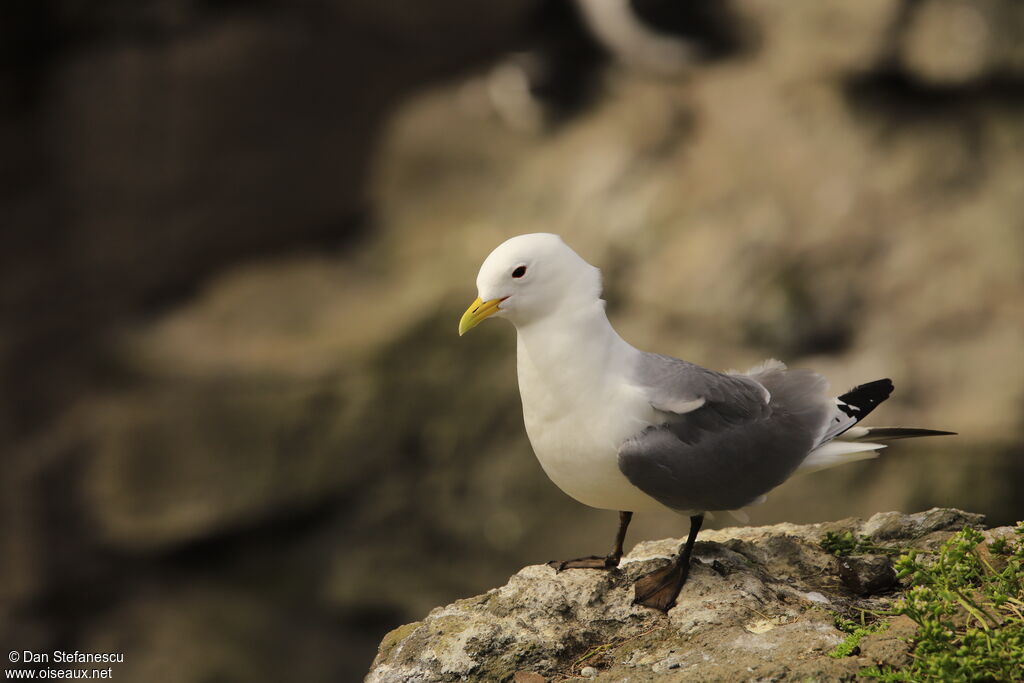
xmin=828 ymin=618 xmax=889 ymax=658
xmin=376 ymin=621 xmax=422 ymax=662
xmin=820 ymin=530 xmax=902 ymax=557
xmin=861 ymin=522 xmax=1024 ymax=682
xmin=454 ymin=592 xmax=496 ymax=612
xmin=464 ymin=637 xmax=548 ymax=683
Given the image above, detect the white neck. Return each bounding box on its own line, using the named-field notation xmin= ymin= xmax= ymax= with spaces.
xmin=514 ymin=299 xmax=637 ymax=396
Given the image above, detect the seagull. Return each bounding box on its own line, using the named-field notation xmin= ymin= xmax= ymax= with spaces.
xmin=458 ymin=233 xmax=954 ymax=611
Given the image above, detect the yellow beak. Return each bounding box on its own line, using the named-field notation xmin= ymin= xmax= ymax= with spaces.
xmin=459 ymin=296 xmax=505 ymax=336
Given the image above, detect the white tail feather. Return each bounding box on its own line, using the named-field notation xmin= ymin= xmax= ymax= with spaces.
xmin=816 ymin=400 xmax=862 ymax=447
xmin=796 ymin=440 xmax=886 ymax=475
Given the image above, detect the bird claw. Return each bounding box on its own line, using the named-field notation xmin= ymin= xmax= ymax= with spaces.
xmin=546 ymin=555 xmax=619 ymax=572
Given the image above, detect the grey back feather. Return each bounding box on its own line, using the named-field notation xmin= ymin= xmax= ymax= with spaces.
xmin=619 ymin=354 xmax=830 ymax=512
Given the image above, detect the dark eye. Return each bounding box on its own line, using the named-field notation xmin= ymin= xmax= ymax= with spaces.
xmin=512 ymin=266 xmax=527 ymax=278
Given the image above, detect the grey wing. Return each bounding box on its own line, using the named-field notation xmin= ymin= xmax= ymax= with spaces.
xmin=618 ymin=355 xmax=830 ymax=512
xmin=634 ymin=353 xmax=772 ymax=428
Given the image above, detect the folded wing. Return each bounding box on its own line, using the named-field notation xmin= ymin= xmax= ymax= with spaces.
xmin=618 ymin=356 xmax=831 ymax=512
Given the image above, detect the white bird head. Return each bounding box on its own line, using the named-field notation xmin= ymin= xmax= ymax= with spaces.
xmin=459 ymin=233 xmax=602 ymax=335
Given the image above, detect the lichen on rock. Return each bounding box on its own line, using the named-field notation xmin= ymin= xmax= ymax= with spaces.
xmin=367 ymin=508 xmax=993 ymax=682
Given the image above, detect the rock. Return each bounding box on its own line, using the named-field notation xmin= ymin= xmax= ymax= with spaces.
xmin=512 ymin=673 xmax=547 ymax=683
xmin=897 ymin=0 xmax=1024 ymax=86
xmin=79 ymin=583 xmax=354 ymax=683
xmin=900 ymin=0 xmax=998 ymax=85
xmin=82 ymin=379 xmax=366 ymax=550
xmin=367 ymin=510 xmax=993 ymax=682
xmin=861 ymin=508 xmax=985 ymax=541
xmin=977 ymin=526 xmax=1019 ymax=574
xmin=858 ymin=615 xmax=918 ymax=669
xmin=0 ymin=0 xmax=544 ymax=444
xmin=838 ymin=555 xmax=897 ymax=596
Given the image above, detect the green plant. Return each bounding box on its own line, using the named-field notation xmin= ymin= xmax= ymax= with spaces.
xmin=829 ymin=615 xmax=889 ymax=658
xmin=820 ymin=530 xmax=902 ymax=557
xmin=862 ymin=522 xmax=1024 ymax=682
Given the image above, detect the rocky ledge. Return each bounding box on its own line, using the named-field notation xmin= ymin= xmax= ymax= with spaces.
xmin=367 ymin=508 xmax=1000 ymax=682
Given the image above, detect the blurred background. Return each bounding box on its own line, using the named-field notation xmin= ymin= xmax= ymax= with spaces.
xmin=2 ymin=0 xmax=1023 ymax=680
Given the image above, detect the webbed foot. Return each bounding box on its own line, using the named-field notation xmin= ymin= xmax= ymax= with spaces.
xmin=633 ymin=513 xmax=704 ymax=612
xmin=632 ymin=559 xmax=691 ymax=611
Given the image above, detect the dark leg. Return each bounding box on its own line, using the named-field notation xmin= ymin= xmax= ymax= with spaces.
xmin=633 ymin=513 xmax=704 ymax=611
xmin=548 ymin=511 xmax=633 ymax=570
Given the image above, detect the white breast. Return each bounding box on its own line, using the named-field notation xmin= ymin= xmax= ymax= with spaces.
xmin=515 ymin=322 xmax=669 ymax=513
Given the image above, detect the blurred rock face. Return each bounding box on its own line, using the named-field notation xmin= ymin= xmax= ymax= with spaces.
xmin=2 ymin=1 xmax=1024 ymax=682
xmin=0 ymin=0 xmax=542 ymax=442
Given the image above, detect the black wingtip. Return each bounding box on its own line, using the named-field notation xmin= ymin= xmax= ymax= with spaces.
xmin=837 ymin=378 xmax=894 ymax=421
xmin=863 ymin=427 xmax=958 ymax=440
